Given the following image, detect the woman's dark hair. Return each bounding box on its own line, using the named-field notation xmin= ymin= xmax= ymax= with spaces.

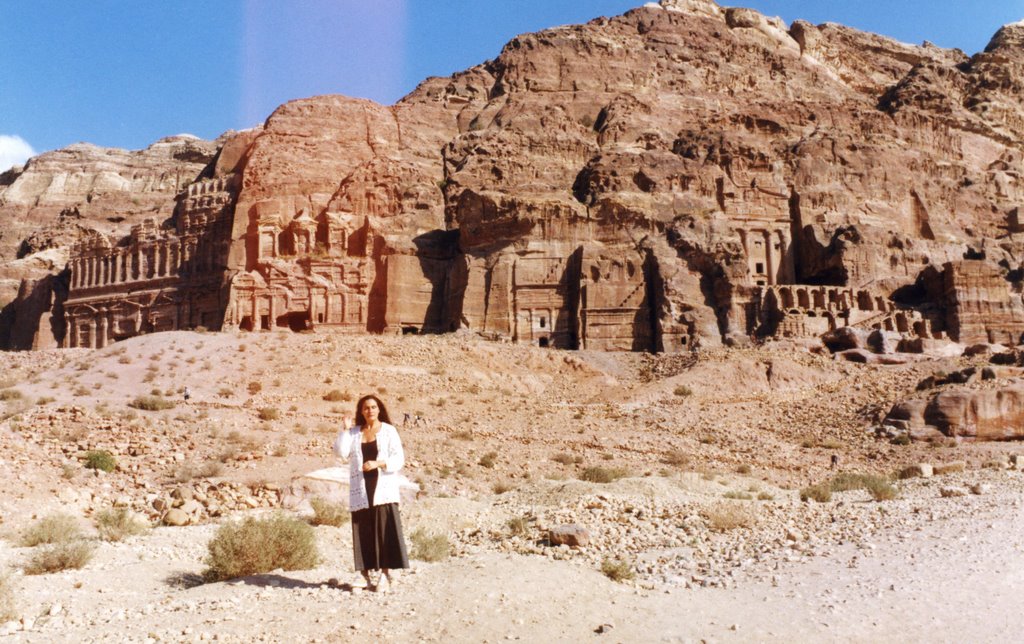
xmin=354 ymin=394 xmax=391 ymax=426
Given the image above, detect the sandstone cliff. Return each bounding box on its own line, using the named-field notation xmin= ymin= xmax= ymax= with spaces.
xmin=3 ymin=0 xmax=1024 ymax=352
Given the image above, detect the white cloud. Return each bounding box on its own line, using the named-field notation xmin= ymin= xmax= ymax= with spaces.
xmin=0 ymin=135 xmax=37 ymax=173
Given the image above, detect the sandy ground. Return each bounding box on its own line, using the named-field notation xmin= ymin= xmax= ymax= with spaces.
xmin=1 ymin=329 xmax=1023 ymax=642
xmin=3 ymin=485 xmax=1022 ymax=643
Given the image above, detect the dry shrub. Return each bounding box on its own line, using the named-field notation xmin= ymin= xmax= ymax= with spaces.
xmin=800 ymin=483 xmax=832 ymax=503
xmin=0 ymin=573 xmax=16 ymax=622
xmin=258 ymin=407 xmax=280 ymax=421
xmin=129 ymin=395 xmax=175 ymax=411
xmin=409 ymin=528 xmax=449 ymax=562
xmin=552 ymin=453 xmax=583 ymax=465
xmin=507 ymin=516 xmax=530 ymax=536
xmin=703 ymin=503 xmax=755 ymax=532
xmin=0 ymin=389 xmax=23 ymax=401
xmin=600 ymin=557 xmax=635 ymax=582
xmin=723 ymin=490 xmax=752 ymax=500
xmin=802 ymin=472 xmax=896 ymax=503
xmin=451 ymin=430 xmax=473 ymax=441
xmin=661 ymin=449 xmax=690 ymax=467
xmin=580 ymin=466 xmax=627 ymax=483
xmin=24 ymin=541 xmax=95 ymax=575
xmin=19 ymin=514 xmax=82 ymax=547
xmin=322 ymin=390 xmax=351 ymax=402
xmin=247 ymin=381 xmax=262 ymax=395
xmin=204 ymin=514 xmax=320 ymax=582
xmin=934 ymin=462 xmax=966 ymax=475
xmin=492 ymin=481 xmax=514 ymax=494
xmin=478 ymin=451 xmax=498 ymax=468
xmin=309 ymin=498 xmax=349 ymax=527
xmin=95 ymin=508 xmax=148 ymax=542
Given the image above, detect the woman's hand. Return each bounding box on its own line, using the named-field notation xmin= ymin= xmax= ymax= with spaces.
xmin=362 ymin=460 xmax=378 ymax=472
xmin=343 ymin=415 xmax=354 ymax=429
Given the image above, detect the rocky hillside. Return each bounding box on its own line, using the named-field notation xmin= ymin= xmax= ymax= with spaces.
xmin=2 ymin=0 xmax=1023 ymax=353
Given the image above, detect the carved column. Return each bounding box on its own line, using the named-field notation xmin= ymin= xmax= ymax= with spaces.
xmin=763 ymin=230 xmax=774 ymax=286
xmin=96 ymin=314 xmax=107 ymax=349
xmin=170 ymin=243 xmax=179 ymax=275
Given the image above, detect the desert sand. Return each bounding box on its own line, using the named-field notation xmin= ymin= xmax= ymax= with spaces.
xmin=1 ymin=329 xmax=1022 ymax=642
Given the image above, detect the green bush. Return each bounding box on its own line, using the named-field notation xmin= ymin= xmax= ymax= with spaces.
xmin=95 ymin=508 xmax=148 ymax=542
xmin=129 ymin=395 xmax=175 ymax=411
xmin=309 ymin=498 xmax=349 ymax=528
xmin=580 ymin=466 xmax=627 ymax=483
xmin=600 ymin=558 xmax=635 ymax=582
xmin=19 ymin=513 xmax=82 ymax=547
xmin=203 ymin=514 xmax=320 ymax=582
xmin=23 ymin=541 xmax=95 ymax=575
xmin=409 ymin=528 xmax=449 ymax=562
xmin=85 ymin=450 xmax=117 ymax=473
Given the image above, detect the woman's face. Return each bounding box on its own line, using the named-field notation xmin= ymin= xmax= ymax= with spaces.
xmin=362 ymin=398 xmax=380 ymax=424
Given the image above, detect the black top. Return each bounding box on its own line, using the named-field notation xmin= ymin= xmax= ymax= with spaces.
xmin=361 ymin=440 xmax=379 ymax=505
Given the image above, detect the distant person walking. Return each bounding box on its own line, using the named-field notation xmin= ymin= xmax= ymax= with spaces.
xmin=183 ymin=386 xmax=191 ymax=402
xmin=333 ymin=394 xmax=409 ymax=591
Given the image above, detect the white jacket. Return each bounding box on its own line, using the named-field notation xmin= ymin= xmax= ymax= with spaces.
xmin=332 ymin=422 xmax=405 ymax=511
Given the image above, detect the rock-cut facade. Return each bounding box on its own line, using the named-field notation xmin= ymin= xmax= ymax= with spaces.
xmin=4 ymin=0 xmax=1024 ymax=351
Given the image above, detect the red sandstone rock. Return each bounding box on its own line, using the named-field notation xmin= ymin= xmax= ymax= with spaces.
xmin=3 ymin=0 xmax=1024 ymax=353
xmin=887 ymin=382 xmax=1024 ymax=441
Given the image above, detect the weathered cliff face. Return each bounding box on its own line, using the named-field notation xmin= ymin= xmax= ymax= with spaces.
xmin=4 ymin=0 xmax=1024 ymax=352
xmin=0 ymin=136 xmax=219 ymax=304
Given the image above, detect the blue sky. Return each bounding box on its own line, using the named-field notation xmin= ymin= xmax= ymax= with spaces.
xmin=1 ymin=0 xmax=1022 ymax=169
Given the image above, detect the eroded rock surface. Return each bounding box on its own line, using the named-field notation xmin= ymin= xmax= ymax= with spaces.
xmin=4 ymin=0 xmax=1024 ymax=352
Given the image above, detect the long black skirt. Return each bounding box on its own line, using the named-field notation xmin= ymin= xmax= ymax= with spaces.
xmin=351 ymin=502 xmax=409 ymax=571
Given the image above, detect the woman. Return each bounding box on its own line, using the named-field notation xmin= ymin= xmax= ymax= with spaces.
xmin=333 ymin=394 xmax=409 ymax=591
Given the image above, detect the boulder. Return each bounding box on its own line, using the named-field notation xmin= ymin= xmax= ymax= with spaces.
xmin=822 ymin=327 xmax=868 ymax=352
xmin=867 ymin=329 xmax=901 ymax=354
xmin=162 ymin=508 xmax=190 ymax=526
xmin=548 ymin=524 xmax=591 ymax=548
xmin=179 ymin=499 xmax=203 ymax=516
xmin=885 ymin=382 xmax=1024 ymax=440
